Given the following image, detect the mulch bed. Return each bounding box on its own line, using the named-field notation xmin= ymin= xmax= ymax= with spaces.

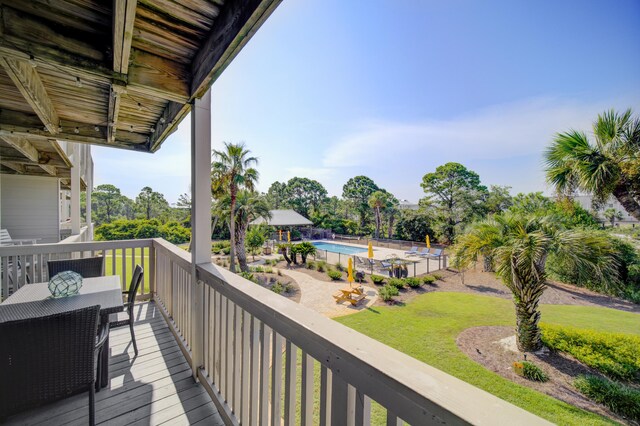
xmin=456 ymin=326 xmax=630 ymax=424
xmin=252 ymin=272 xmax=301 ymax=303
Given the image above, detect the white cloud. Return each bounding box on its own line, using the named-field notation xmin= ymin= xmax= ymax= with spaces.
xmin=322 ymin=97 xmax=627 ymax=168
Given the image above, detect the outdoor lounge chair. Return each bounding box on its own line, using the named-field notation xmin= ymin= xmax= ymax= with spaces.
xmin=110 ymin=265 xmax=144 ymax=356
xmin=427 ymin=248 xmax=443 ymax=259
xmin=404 ymin=246 xmax=419 ymax=255
xmin=47 ymin=257 xmax=105 ymax=279
xmin=417 ymin=248 xmax=431 ymax=257
xmin=0 ymin=305 xmax=108 ymax=425
xmin=0 ymin=229 xmax=40 ymax=246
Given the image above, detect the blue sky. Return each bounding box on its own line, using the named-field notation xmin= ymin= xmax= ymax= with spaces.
xmin=94 ymin=0 xmax=640 ymax=204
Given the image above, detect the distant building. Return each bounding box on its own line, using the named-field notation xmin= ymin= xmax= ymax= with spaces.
xmin=574 ymin=195 xmax=638 ymax=224
xmin=398 ymin=199 xmax=419 ymax=210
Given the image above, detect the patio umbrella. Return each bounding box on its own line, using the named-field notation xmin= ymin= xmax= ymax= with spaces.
xmin=426 ymin=235 xmax=431 ymax=249
xmin=287 ymin=231 xmax=291 ymax=242
xmin=347 ymin=257 xmax=354 ymax=285
xmin=368 ymin=241 xmax=373 ymax=259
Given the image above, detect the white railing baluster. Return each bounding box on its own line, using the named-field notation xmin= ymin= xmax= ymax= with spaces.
xmin=284 ymin=340 xmax=297 ymax=426
xmin=355 ymin=390 xmax=371 ymax=426
xmin=271 ymin=332 xmax=283 ymax=426
xmin=301 ymin=351 xmax=314 ymax=426
xmin=250 ymin=316 xmax=260 ymax=426
xmin=233 ymin=304 xmax=242 ymax=414
xmin=241 ymin=309 xmax=251 ymax=425
xmin=260 ymin=323 xmax=271 ymax=425
xmin=320 ymin=365 xmax=332 ymax=425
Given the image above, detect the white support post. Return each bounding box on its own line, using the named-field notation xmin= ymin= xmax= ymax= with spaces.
xmin=70 ymin=144 xmax=81 ymax=235
xmin=190 ymin=89 xmax=212 ymax=380
xmin=86 ymin=148 xmax=93 ymax=240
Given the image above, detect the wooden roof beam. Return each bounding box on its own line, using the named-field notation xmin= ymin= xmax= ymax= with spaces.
xmin=0 ymin=134 xmax=39 ymax=162
xmin=113 ymin=0 xmax=137 ymax=75
xmin=0 ymin=161 xmax=25 ymax=173
xmin=107 ymin=83 xmax=125 ymax=144
xmin=0 ymin=5 xmax=189 ymax=103
xmin=0 ymin=57 xmax=59 ymax=134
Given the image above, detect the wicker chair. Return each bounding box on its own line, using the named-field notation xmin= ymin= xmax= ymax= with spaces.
xmin=110 ymin=265 xmax=144 ymax=356
xmin=0 ymin=305 xmax=108 ymax=425
xmin=47 ymin=257 xmax=104 ymax=279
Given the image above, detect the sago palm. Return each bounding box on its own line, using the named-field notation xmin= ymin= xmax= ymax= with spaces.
xmin=453 ymin=213 xmax=618 ymax=352
xmin=211 ymin=143 xmax=259 ymax=272
xmin=544 ymin=108 xmax=640 ymax=220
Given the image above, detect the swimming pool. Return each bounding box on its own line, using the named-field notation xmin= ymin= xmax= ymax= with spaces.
xmin=312 ymin=241 xmax=367 ymax=255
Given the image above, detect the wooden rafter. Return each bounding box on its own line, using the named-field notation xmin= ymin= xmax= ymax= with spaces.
xmin=113 ymin=0 xmax=138 ymax=75
xmin=0 ymin=161 xmax=25 ymax=173
xmin=107 ymin=83 xmax=125 ymax=144
xmin=0 ymin=56 xmax=59 ymax=134
xmin=0 ymin=135 xmax=57 ymax=176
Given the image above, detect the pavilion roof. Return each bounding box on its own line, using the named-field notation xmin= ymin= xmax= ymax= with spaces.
xmin=250 ymin=210 xmax=313 ymax=227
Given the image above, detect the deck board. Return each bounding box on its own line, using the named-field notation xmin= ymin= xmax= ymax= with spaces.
xmin=4 ymin=302 xmax=223 ymax=426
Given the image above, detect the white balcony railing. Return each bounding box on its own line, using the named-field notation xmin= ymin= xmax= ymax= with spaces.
xmin=0 ymin=239 xmax=549 ymax=425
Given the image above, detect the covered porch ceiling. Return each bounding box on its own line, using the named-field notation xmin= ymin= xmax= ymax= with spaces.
xmin=0 ymin=0 xmax=281 ymax=172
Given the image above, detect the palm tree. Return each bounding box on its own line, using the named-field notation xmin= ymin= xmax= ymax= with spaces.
xmin=453 ymin=213 xmax=618 ymax=352
xmin=544 ymin=109 xmax=640 ymax=220
xmin=211 ymin=143 xmax=259 ymax=272
xmin=368 ymin=191 xmax=389 ymax=239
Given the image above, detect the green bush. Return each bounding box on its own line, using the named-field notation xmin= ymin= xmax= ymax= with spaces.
xmin=222 ymin=247 xmax=231 ymax=255
xmin=405 ymin=277 xmax=421 ymax=288
xmin=306 ymin=261 xmax=316 ymax=270
xmin=370 ymin=274 xmax=385 ymax=285
xmin=95 ymin=219 xmax=190 ymax=244
xmin=238 ymin=271 xmax=257 ymax=283
xmin=316 ymin=261 xmax=327 ymax=272
xmin=522 ymin=361 xmax=549 ymax=382
xmin=327 ymin=270 xmax=342 ymax=281
xmin=271 ymin=282 xmax=285 ymax=294
xmin=540 ymin=324 xmax=640 ymax=382
xmin=335 ymin=262 xmax=344 ymax=272
xmin=422 ymin=275 xmax=436 ymax=285
xmin=388 ymin=278 xmax=406 ymax=290
xmin=432 ymin=273 xmax=444 ymax=280
xmin=379 ymin=284 xmax=399 ymax=301
xmin=574 ymin=375 xmax=640 ymax=421
xmin=251 ymin=266 xmax=264 ymax=273
xmin=264 ymin=266 xmax=273 ymax=274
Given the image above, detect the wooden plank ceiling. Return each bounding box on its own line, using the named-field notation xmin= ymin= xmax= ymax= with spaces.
xmin=0 ymin=0 xmax=280 ymax=177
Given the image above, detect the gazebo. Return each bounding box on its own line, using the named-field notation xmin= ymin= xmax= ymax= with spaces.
xmin=250 ymin=209 xmax=313 ymax=240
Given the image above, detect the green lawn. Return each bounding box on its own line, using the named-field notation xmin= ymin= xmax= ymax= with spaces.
xmin=335 ymin=292 xmax=640 ymax=425
xmin=103 ymin=249 xmax=151 ymax=294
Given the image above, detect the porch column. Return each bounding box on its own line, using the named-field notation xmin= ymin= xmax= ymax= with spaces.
xmin=190 ymin=89 xmax=212 ymax=379
xmin=70 ymin=144 xmax=81 ymax=235
xmin=86 ymin=152 xmax=93 ymax=240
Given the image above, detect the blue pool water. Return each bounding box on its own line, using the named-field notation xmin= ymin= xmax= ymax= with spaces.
xmin=312 ymin=242 xmax=367 ymax=255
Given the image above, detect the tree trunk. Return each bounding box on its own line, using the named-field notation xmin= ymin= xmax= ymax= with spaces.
xmin=279 ymin=246 xmax=292 ymax=265
xmin=512 ymin=276 xmax=546 ymax=352
xmin=613 ymin=184 xmax=640 ymax=221
xmin=483 ymin=255 xmax=494 ymax=272
xmin=387 ymin=214 xmax=395 ymax=239
xmin=236 ymin=222 xmax=249 ymax=272
xmin=229 ymin=189 xmax=237 ymax=272
xmin=374 ymin=207 xmax=381 ymax=239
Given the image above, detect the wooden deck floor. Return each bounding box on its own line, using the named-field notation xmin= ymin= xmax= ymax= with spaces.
xmin=5 ymin=302 xmax=223 ymax=426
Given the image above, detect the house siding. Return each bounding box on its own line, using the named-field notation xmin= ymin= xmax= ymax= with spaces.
xmin=0 ymin=175 xmax=60 ymax=243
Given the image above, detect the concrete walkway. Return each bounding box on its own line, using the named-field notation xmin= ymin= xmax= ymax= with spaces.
xmin=281 ymin=269 xmax=378 ymax=318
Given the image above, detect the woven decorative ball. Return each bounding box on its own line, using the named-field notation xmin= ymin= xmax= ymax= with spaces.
xmin=48 ymin=271 xmax=83 ymax=297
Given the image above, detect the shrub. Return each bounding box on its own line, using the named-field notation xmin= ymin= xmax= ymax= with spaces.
xmin=264 ymin=266 xmax=273 ymax=274
xmin=522 ymin=362 xmax=549 ymax=382
xmin=251 ymin=266 xmax=264 ymax=273
xmin=238 ymin=271 xmax=257 ymax=283
xmin=405 ymin=277 xmax=421 ymax=288
xmin=574 ymin=375 xmax=640 ymax=421
xmin=432 ymin=273 xmax=444 ymax=280
xmin=316 ymin=261 xmax=327 ymax=272
xmin=335 ymin=262 xmax=344 ymax=272
xmin=422 ymin=275 xmax=436 ymax=285
xmin=388 ymin=278 xmax=406 ymax=290
xmin=540 ymin=324 xmax=640 ymax=382
xmin=271 ymin=282 xmax=285 ymax=294
xmin=95 ymin=219 xmax=190 ymax=243
xmin=222 ymin=247 xmax=231 ymax=255
xmin=277 ymin=269 xmax=282 ymax=276
xmin=327 ymin=270 xmax=342 ymax=281
xmin=306 ymin=261 xmax=316 ymax=270
xmin=379 ymin=284 xmax=399 ymax=301
xmin=370 ymin=274 xmax=385 ymax=285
